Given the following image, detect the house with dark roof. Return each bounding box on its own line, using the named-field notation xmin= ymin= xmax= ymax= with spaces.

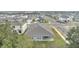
xmin=25 ymin=23 xmax=54 ymax=41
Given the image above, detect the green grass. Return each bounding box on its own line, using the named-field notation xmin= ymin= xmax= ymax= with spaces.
xmin=32 ymin=41 xmax=53 ymax=48
xmin=0 ymin=21 xmax=67 ymax=48
xmin=52 ymin=28 xmax=67 ymax=48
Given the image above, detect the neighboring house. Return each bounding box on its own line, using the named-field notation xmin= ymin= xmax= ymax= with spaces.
xmin=58 ymin=15 xmax=73 ymax=23
xmin=25 ymin=23 xmax=54 ymax=41
xmin=11 ymin=21 xmax=28 ymax=34
xmin=68 ymin=16 xmax=73 ymax=21
xmin=35 ymin=16 xmax=44 ymax=22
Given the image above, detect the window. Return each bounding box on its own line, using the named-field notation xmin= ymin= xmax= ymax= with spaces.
xmin=43 ymin=36 xmax=49 ymax=39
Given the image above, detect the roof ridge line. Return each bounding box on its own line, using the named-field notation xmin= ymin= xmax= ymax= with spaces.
xmin=37 ymin=23 xmax=53 ymax=35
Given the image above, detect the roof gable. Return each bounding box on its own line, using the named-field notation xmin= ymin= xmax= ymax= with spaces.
xmin=25 ymin=23 xmax=53 ymax=38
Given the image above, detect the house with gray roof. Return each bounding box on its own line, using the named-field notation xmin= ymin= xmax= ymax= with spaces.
xmin=25 ymin=23 xmax=54 ymax=41
xmin=58 ymin=15 xmax=73 ymax=23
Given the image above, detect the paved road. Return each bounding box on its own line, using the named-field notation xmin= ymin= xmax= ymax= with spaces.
xmin=45 ymin=16 xmax=68 ymax=38
xmin=45 ymin=16 xmax=70 ymax=44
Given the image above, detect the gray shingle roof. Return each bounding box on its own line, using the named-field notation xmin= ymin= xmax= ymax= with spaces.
xmin=25 ymin=23 xmax=53 ymax=40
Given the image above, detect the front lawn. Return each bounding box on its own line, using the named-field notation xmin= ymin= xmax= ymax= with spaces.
xmin=52 ymin=28 xmax=67 ymax=48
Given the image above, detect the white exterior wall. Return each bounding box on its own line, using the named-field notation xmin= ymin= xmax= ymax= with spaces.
xmin=21 ymin=23 xmax=27 ymax=34
xmin=35 ymin=18 xmax=39 ymax=21
xmin=59 ymin=17 xmax=72 ymax=22
xmin=14 ymin=26 xmax=21 ymax=31
xmin=67 ymin=16 xmax=73 ymax=21
xmin=13 ymin=26 xmax=21 ymax=34
xmin=27 ymin=20 xmax=32 ymax=24
xmin=59 ymin=17 xmax=66 ymax=22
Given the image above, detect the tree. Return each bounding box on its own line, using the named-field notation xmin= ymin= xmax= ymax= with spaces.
xmin=0 ymin=20 xmax=18 ymax=48
xmin=66 ymin=26 xmax=79 ymax=48
xmin=0 ymin=20 xmax=33 ymax=48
